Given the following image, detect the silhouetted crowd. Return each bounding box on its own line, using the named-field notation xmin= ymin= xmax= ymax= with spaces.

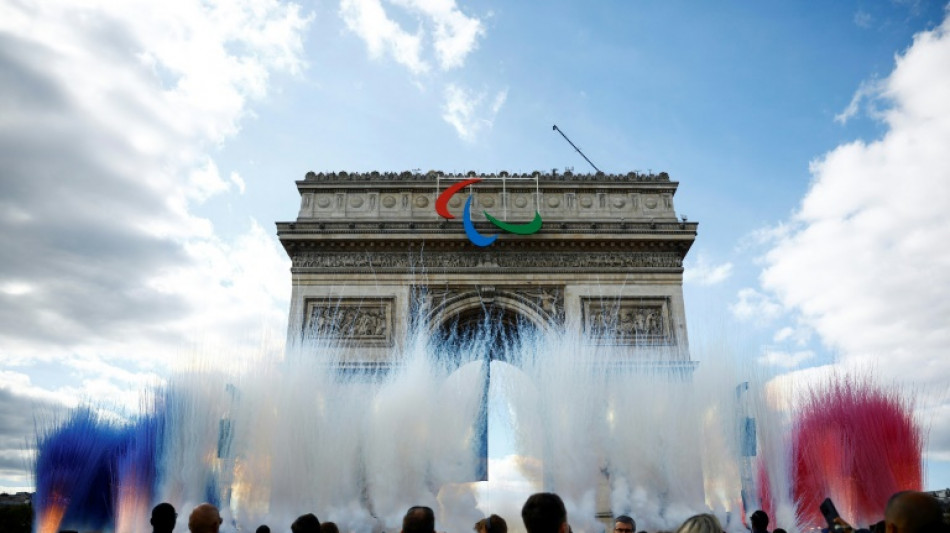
xmin=137 ymin=489 xmax=948 ymax=533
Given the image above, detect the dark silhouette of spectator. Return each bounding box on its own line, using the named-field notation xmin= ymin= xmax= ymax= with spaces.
xmin=751 ymin=510 xmax=769 ymax=533
xmin=475 ymin=514 xmax=508 ymax=533
xmin=293 ymin=514 xmax=322 ymax=533
xmin=675 ymin=514 xmax=723 ymax=533
xmin=188 ymin=503 xmax=223 ymax=533
xmin=884 ymin=491 xmax=944 ymax=533
xmin=257 ymin=526 xmax=271 ymax=533
xmin=773 ymin=528 xmax=788 ymax=533
xmin=614 ymin=515 xmax=636 ymax=533
xmin=322 ymin=521 xmax=341 ymax=533
xmin=402 ymin=506 xmax=436 ymax=533
xmin=522 ymin=492 xmax=568 ymax=533
xmin=151 ymin=503 xmax=177 ymax=533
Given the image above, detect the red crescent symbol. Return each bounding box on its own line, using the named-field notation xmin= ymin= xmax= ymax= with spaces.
xmin=436 ymin=178 xmax=482 ymax=219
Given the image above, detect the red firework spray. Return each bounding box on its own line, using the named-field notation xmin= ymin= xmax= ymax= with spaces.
xmin=791 ymin=375 xmax=922 ymax=528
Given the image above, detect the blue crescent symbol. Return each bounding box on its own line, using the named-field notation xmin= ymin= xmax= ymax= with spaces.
xmin=463 ymin=196 xmax=497 ymax=247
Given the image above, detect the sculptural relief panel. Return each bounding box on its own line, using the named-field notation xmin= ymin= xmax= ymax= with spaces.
xmin=303 ymin=298 xmax=394 ymax=347
xmin=298 ymin=193 xmax=314 ymax=218
xmin=291 ymin=250 xmax=683 ymax=271
xmin=643 ymin=195 xmax=659 ymax=210
xmin=581 ymin=297 xmax=673 ymax=345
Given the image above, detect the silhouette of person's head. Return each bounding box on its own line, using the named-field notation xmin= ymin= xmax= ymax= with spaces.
xmin=475 ymin=514 xmax=508 ymax=533
xmin=522 ymin=493 xmax=568 ymax=533
xmin=151 ymin=502 xmax=177 ymax=533
xmin=402 ymin=506 xmax=436 ymax=533
xmin=885 ymin=491 xmax=945 ymax=533
xmin=292 ymin=513 xmax=322 ymax=533
xmin=614 ymin=515 xmax=636 ymax=533
xmin=188 ymin=503 xmax=222 ymax=533
xmin=675 ymin=514 xmax=723 ymax=533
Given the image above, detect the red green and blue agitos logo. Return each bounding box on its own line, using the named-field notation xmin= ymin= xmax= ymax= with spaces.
xmin=435 ymin=178 xmax=543 ymax=247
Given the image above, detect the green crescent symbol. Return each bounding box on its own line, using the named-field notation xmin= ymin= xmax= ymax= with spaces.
xmin=483 ymin=210 xmax=543 ymax=235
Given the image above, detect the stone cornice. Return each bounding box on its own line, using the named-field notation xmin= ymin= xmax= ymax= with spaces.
xmin=299 ymin=170 xmax=673 ymax=184
xmin=283 ymin=238 xmax=692 ymax=251
xmin=276 ymin=220 xmax=698 ymax=235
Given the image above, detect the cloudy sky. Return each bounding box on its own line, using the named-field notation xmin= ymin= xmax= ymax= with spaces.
xmin=2 ymin=0 xmax=950 ymax=498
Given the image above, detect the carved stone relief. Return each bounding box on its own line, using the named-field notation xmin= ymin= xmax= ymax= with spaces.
xmin=291 ymin=251 xmax=683 ymax=271
xmin=582 ymin=297 xmax=673 ymax=345
xmin=303 ymin=299 xmax=394 ymax=347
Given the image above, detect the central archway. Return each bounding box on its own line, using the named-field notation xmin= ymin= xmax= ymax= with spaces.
xmin=434 ymin=304 xmax=538 ymax=362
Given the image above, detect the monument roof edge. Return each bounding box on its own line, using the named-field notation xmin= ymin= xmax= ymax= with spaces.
xmin=296 ymin=170 xmax=678 ymax=185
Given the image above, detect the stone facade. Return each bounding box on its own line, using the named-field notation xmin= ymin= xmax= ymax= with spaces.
xmin=276 ymin=170 xmax=697 ymax=369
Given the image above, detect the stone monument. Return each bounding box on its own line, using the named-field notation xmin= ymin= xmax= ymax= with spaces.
xmin=276 ymin=170 xmax=697 ymax=370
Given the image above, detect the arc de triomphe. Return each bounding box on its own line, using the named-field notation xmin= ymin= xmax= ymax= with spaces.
xmin=276 ymin=170 xmax=697 ymax=370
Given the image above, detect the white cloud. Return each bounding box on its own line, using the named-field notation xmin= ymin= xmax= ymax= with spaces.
xmin=834 ymin=79 xmax=884 ymax=124
xmin=337 ymin=0 xmax=497 ymax=141
xmin=441 ymin=84 xmax=507 ymax=142
xmin=772 ymin=324 xmax=812 ymax=346
xmin=758 ymin=11 xmax=950 ymax=455
xmin=0 ymin=0 xmax=307 ymax=488
xmin=189 ymin=158 xmax=232 ymax=202
xmin=0 ymin=282 xmax=34 ymax=296
xmin=757 ymin=349 xmax=816 ymax=369
xmin=230 ymin=171 xmax=247 ymax=195
xmin=684 ymin=254 xmax=733 ymax=286
xmin=737 ymin=221 xmax=792 ymax=251
xmin=339 ymin=0 xmax=484 ymax=74
xmin=393 ymin=0 xmax=485 ymax=70
xmin=854 ymin=10 xmax=872 ymax=29
xmin=339 ymin=0 xmax=429 ymax=74
xmin=773 ymin=326 xmax=795 ymax=343
xmin=730 ymin=288 xmax=783 ymax=323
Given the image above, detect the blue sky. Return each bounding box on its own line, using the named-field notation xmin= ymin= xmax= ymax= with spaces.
xmin=1 ymin=0 xmax=950 ymax=504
